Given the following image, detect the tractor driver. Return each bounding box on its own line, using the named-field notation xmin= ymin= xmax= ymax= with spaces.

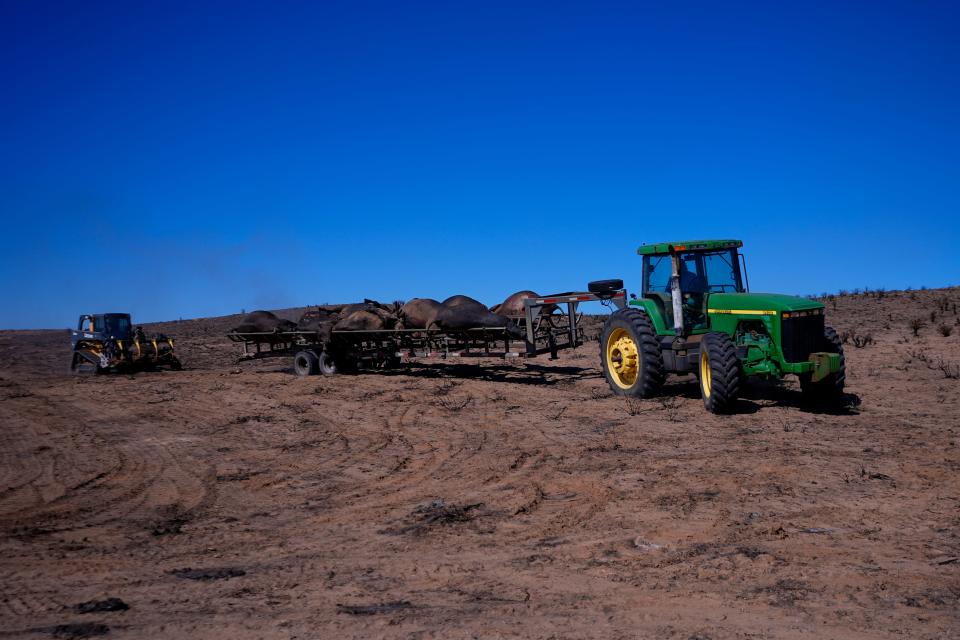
xmin=678 ymin=259 xmax=707 ymax=293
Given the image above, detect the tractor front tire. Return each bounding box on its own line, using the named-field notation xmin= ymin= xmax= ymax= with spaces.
xmin=799 ymin=326 xmax=845 ymax=401
xmin=698 ymin=332 xmax=742 ymax=414
xmin=600 ymin=309 xmax=664 ymax=398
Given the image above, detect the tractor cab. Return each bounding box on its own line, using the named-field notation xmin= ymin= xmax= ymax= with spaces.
xmin=76 ymin=313 xmax=133 ymax=341
xmin=639 ymin=240 xmax=746 ymax=333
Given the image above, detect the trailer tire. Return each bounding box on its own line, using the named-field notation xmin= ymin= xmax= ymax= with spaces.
xmin=600 ymin=309 xmax=664 ymax=398
xmin=294 ymin=350 xmax=319 ymax=376
xmin=318 ymin=350 xmax=338 ymax=376
xmin=698 ymin=332 xmax=742 ymax=414
xmin=799 ymin=325 xmax=845 ymax=402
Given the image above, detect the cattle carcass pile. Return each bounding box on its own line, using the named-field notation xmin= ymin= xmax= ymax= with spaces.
xmin=230 ymin=292 xmax=542 ymax=338
xmin=224 ymin=288 xmax=613 ymax=375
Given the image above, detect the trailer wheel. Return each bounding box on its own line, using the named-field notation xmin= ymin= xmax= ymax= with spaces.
xmin=600 ymin=309 xmax=664 ymax=398
xmin=294 ymin=350 xmax=319 ymax=376
xmin=318 ymin=350 xmax=338 ymax=376
xmin=698 ymin=332 xmax=742 ymax=414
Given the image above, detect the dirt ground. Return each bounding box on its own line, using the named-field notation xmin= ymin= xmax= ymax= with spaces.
xmin=1 ymin=289 xmax=958 ymax=639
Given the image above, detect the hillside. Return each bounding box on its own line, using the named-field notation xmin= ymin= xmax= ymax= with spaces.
xmin=0 ymin=287 xmax=957 ymax=639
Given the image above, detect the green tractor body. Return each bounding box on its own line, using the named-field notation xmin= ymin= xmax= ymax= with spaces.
xmin=600 ymin=239 xmax=844 ymax=412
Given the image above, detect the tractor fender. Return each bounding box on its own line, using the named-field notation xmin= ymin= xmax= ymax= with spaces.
xmin=627 ymin=298 xmax=671 ymax=335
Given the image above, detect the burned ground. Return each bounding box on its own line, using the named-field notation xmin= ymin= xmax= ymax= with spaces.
xmin=0 ymin=288 xmax=958 ymax=638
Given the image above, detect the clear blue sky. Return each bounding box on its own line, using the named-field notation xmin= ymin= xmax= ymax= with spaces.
xmin=2 ymin=1 xmax=958 ymax=328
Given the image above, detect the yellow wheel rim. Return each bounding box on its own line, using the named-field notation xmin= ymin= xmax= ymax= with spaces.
xmin=606 ymin=328 xmax=639 ymax=389
xmin=700 ymin=349 xmax=712 ymax=397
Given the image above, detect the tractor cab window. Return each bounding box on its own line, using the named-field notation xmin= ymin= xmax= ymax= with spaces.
xmin=641 ymin=256 xmax=676 ymax=329
xmin=93 ymin=316 xmax=105 ymax=332
xmin=645 ymin=256 xmax=672 ymax=292
xmin=677 ymin=250 xmax=741 ymax=294
xmin=104 ymin=315 xmax=131 ymax=336
xmin=79 ymin=316 xmax=94 ymax=332
xmin=699 ymin=250 xmax=742 ymax=293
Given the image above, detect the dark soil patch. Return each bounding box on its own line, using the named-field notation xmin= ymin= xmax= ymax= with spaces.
xmin=151 ymin=516 xmax=188 ymax=536
xmin=753 ymin=579 xmax=811 ymax=607
xmin=41 ymin=622 xmax=110 ymax=638
xmin=170 ymin=567 xmax=246 ymax=581
xmin=337 ymin=601 xmax=414 ymax=615
xmin=381 ymin=499 xmax=483 ymax=535
xmin=75 ymin=598 xmax=129 ymax=614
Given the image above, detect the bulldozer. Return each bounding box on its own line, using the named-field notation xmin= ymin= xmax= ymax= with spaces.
xmin=70 ymin=313 xmax=181 ymax=374
xmin=597 ymin=240 xmax=844 ymax=413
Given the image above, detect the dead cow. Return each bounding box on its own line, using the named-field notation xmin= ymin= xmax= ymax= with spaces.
xmin=431 ymin=295 xmax=524 ymax=338
xmin=296 ymin=307 xmax=337 ymax=330
xmin=232 ymin=310 xmax=297 ymax=334
xmin=398 ymin=298 xmax=444 ymax=329
xmin=334 ymin=305 xmax=400 ymax=331
xmin=490 ymin=290 xmax=558 ymax=317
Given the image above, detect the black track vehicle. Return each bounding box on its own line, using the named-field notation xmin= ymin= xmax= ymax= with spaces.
xmin=70 ymin=313 xmax=181 ymax=373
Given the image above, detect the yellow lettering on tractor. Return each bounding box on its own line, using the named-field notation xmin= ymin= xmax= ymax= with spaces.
xmin=707 ymin=309 xmax=777 ymax=316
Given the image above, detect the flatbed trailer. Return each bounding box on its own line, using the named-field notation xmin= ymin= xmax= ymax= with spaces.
xmin=226 ymin=289 xmax=627 ymax=376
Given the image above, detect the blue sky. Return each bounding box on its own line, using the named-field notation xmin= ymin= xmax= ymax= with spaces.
xmin=2 ymin=1 xmax=958 ymax=328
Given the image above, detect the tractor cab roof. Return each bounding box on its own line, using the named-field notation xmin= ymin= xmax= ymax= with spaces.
xmin=637 ymin=239 xmax=742 ymax=255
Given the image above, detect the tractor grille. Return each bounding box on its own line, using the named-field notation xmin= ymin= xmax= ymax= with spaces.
xmin=780 ymin=314 xmax=825 ymax=363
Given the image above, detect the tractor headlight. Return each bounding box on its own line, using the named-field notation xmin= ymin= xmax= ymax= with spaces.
xmin=782 ymin=309 xmax=824 ymax=319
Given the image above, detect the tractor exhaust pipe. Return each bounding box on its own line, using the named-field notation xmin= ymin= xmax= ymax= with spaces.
xmin=670 ymin=253 xmax=684 ymax=337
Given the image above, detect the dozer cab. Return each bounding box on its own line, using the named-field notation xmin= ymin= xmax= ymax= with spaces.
xmin=70 ymin=313 xmax=181 ymax=374
xmin=598 ymin=240 xmax=844 ymax=413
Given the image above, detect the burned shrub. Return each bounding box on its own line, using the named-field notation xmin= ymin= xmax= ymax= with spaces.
xmin=851 ymin=333 xmax=874 ymax=348
xmin=938 ymin=361 xmax=960 ymax=380
xmin=938 ymin=324 xmax=953 ymax=337
xmin=909 ymin=318 xmax=925 ymax=337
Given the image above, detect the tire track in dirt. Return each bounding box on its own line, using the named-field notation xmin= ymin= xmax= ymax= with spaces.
xmin=0 ymin=378 xmax=214 ymax=536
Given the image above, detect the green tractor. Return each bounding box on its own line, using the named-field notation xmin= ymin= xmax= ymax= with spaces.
xmin=599 ymin=240 xmax=844 ymax=413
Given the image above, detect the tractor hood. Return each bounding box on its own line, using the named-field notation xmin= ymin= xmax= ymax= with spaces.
xmin=706 ymin=292 xmax=823 ymax=313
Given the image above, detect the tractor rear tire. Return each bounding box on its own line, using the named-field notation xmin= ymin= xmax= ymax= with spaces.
xmin=698 ymin=332 xmax=742 ymax=414
xmin=294 ymin=350 xmax=319 ymax=376
xmin=600 ymin=309 xmax=664 ymax=398
xmin=799 ymin=326 xmax=845 ymax=401
xmin=318 ymin=350 xmax=338 ymax=376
